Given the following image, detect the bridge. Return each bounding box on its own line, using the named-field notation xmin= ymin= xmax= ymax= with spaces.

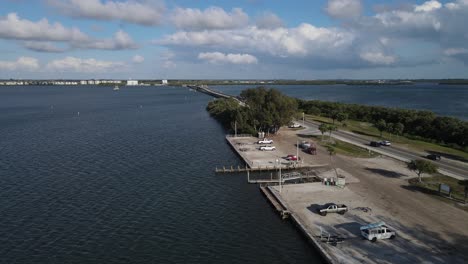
xmin=188 ymin=85 xmax=245 ymax=105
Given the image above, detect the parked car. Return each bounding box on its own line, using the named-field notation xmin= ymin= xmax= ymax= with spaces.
xmin=426 ymin=154 xmax=442 ymax=161
xmin=259 ymin=145 xmax=276 ymax=151
xmin=360 ymin=222 xmax=396 ymax=242
xmin=299 ymin=141 xmax=311 ymax=149
xmin=317 ymin=203 xmax=348 ymax=216
xmin=370 ymin=141 xmax=381 ymax=147
xmin=285 ymin=154 xmax=298 ymax=161
xmin=380 ymin=140 xmax=391 ymax=146
xmin=258 ymin=138 xmax=273 ymax=144
xmin=288 ymin=123 xmax=301 ymax=128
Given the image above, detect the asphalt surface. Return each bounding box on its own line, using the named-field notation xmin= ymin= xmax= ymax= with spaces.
xmin=303 ymin=119 xmax=468 ymax=180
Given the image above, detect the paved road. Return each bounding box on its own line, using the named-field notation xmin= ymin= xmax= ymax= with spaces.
xmin=303 ymin=119 xmax=468 ymax=180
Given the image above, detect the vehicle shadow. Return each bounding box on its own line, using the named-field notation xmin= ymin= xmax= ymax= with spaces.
xmin=365 ymin=168 xmax=407 ymax=178
xmin=307 ymin=204 xmax=323 ymax=216
xmin=426 ymin=150 xmax=468 ymax=163
xmin=334 ymin=222 xmax=362 ymax=237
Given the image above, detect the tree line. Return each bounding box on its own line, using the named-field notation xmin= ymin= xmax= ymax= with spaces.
xmin=299 ymin=100 xmax=468 ymax=150
xmin=206 ymin=87 xmax=297 ymax=134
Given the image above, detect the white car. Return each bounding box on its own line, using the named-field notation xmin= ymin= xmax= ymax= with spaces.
xmin=380 ymin=140 xmax=391 ymax=146
xmin=260 ymin=145 xmax=276 ymax=151
xmin=288 ymin=123 xmax=301 ymax=128
xmin=360 ymin=222 xmax=396 ymax=242
xmin=258 ymin=138 xmax=273 ymax=144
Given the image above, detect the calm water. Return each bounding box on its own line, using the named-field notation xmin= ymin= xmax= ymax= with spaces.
xmin=213 ymin=84 xmax=468 ymax=120
xmin=0 ymin=86 xmax=321 ymax=263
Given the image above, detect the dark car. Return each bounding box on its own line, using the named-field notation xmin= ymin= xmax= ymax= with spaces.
xmin=426 ymin=154 xmax=441 ymax=161
xmin=370 ymin=141 xmax=381 ymax=147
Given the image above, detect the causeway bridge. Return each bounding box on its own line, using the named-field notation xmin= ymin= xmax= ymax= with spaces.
xmin=188 ymin=85 xmax=245 ymax=105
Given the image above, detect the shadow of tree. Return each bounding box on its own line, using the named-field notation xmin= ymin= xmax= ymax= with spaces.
xmin=365 ymin=168 xmax=406 ymax=178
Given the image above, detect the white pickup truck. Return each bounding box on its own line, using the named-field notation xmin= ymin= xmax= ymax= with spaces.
xmin=360 ymin=222 xmax=396 ymax=242
xmin=258 ymin=138 xmax=273 ymax=144
xmin=317 ymin=203 xmax=348 ymax=216
xmin=259 ymin=145 xmax=276 ymax=151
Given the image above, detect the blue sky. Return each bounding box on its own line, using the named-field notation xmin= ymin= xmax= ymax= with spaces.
xmin=1 ymin=0 xmax=467 ymax=79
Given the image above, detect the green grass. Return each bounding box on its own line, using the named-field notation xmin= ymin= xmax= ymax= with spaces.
xmin=409 ymin=175 xmax=467 ymax=206
xmin=312 ymin=135 xmax=378 ymax=158
xmin=306 ymin=114 xmax=468 ymax=161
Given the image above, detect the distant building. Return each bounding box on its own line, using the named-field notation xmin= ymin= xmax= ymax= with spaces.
xmin=127 ymin=80 xmax=138 ymax=86
xmin=162 ymin=79 xmax=168 ymax=85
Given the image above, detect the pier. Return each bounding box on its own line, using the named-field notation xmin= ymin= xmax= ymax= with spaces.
xmin=260 ymin=186 xmax=290 ymax=219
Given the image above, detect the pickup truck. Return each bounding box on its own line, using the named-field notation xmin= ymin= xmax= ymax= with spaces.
xmin=259 ymin=145 xmax=276 ymax=151
xmin=258 ymin=138 xmax=273 ymax=144
xmin=317 ymin=203 xmax=348 ymax=216
xmin=360 ymin=222 xmax=396 ymax=242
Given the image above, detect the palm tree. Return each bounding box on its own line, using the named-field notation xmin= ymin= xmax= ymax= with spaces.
xmin=326 ymin=145 xmax=338 ymax=178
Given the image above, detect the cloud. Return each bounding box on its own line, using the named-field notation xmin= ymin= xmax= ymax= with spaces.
xmin=46 ymin=56 xmax=126 ymax=72
xmin=326 ymin=0 xmax=363 ymax=20
xmin=0 ymin=57 xmax=40 ymax=71
xmin=255 ymin=12 xmax=284 ymax=29
xmin=0 ymin=13 xmax=88 ymax=42
xmin=72 ymin=30 xmax=137 ymax=50
xmin=170 ymin=7 xmax=248 ymax=30
xmin=0 ymin=13 xmax=137 ymax=51
xmin=198 ymin=52 xmax=258 ymax=64
xmin=23 ymin=41 xmax=66 ymax=53
xmin=444 ymin=47 xmax=468 ymax=64
xmin=415 ymin=0 xmax=442 ymax=12
xmin=360 ymin=52 xmax=396 ymax=65
xmin=132 ymin=55 xmax=144 ymax=63
xmin=47 ymin=0 xmax=164 ymax=26
xmin=158 ymin=24 xmax=355 ymax=58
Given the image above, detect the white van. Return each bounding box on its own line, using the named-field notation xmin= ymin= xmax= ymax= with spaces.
xmin=360 ymin=222 xmax=396 ymax=242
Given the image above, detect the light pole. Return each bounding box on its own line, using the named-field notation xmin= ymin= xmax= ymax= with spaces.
xmin=296 ymin=140 xmax=299 ymax=167
xmin=276 ymin=159 xmax=282 ymax=193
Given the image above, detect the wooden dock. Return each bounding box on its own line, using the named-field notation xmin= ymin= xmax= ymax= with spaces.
xmin=215 ymin=164 xmax=327 ymax=173
xmin=260 ymin=186 xmax=290 ymax=219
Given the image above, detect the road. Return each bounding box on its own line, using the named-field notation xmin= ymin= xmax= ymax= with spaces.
xmin=303 ymin=119 xmax=468 ymax=180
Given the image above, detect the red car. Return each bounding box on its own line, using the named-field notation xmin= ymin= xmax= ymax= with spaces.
xmin=285 ymin=155 xmax=299 ymax=161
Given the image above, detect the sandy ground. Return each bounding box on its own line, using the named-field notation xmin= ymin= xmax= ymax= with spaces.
xmin=269 ymin=127 xmax=468 ymax=263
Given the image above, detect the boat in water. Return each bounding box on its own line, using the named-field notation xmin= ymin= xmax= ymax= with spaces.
xmin=113 ymin=85 xmax=120 ymax=91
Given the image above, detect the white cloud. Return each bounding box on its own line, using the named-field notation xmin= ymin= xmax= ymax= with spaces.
xmin=0 ymin=57 xmax=40 ymax=71
xmin=255 ymin=12 xmax=284 ymax=29
xmin=0 ymin=13 xmax=88 ymax=42
xmin=415 ymin=0 xmax=442 ymax=12
xmin=46 ymin=56 xmax=126 ymax=72
xmin=47 ymin=0 xmax=164 ymax=26
xmin=198 ymin=52 xmax=258 ymax=64
xmin=171 ymin=7 xmax=248 ymax=30
xmin=73 ymin=30 xmax=137 ymax=50
xmin=444 ymin=48 xmax=468 ymax=56
xmin=23 ymin=41 xmax=65 ymax=53
xmin=132 ymin=55 xmax=145 ymax=63
xmin=158 ymin=24 xmax=355 ymax=58
xmin=360 ymin=52 xmax=396 ymax=65
xmin=0 ymin=13 xmax=137 ymax=51
xmin=326 ymin=0 xmax=363 ymax=20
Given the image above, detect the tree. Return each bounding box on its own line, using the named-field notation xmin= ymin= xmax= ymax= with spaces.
xmin=407 ymin=159 xmax=438 ymax=183
xmin=327 ymin=124 xmax=337 ymax=140
xmin=393 ymin=122 xmax=405 ymax=137
xmin=458 ymin=180 xmax=468 ymax=202
xmin=318 ymin=123 xmax=328 ymax=140
xmin=336 ymin=112 xmax=348 ymax=125
xmin=374 ymin=119 xmax=387 ymax=138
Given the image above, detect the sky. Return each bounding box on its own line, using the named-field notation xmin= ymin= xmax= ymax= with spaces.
xmin=1 ymin=0 xmax=468 ymax=79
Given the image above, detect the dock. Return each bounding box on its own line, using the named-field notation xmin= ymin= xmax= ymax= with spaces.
xmin=259 ymin=186 xmax=290 ymax=219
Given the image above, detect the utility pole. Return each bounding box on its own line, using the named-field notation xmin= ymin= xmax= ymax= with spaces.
xmin=296 ymin=140 xmax=299 ymax=167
